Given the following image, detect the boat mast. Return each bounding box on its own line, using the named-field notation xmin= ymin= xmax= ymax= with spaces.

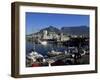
xmin=33 ymin=41 xmax=35 ymax=51
xmin=32 ymin=27 xmax=35 ymax=51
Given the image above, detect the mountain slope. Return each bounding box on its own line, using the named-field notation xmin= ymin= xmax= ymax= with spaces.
xmin=61 ymin=26 xmax=89 ymax=36
xmin=39 ymin=26 xmax=61 ymax=34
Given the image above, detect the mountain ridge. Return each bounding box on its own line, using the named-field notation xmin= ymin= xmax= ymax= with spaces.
xmin=27 ymin=25 xmax=89 ymax=37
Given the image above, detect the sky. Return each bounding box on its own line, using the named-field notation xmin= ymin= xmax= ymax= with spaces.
xmin=26 ymin=12 xmax=89 ymax=35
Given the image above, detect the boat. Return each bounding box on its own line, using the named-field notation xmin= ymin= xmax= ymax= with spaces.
xmin=47 ymin=49 xmax=63 ymax=57
xmin=40 ymin=41 xmax=47 ymax=45
xmin=38 ymin=39 xmax=48 ymax=45
xmin=27 ymin=50 xmax=44 ymax=62
xmin=26 ymin=42 xmax=45 ymax=67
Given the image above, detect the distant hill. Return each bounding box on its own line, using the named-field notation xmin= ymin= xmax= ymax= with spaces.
xmin=61 ymin=26 xmax=89 ymax=36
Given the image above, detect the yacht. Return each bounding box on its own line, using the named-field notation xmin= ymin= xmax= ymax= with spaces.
xmin=48 ymin=49 xmax=63 ymax=57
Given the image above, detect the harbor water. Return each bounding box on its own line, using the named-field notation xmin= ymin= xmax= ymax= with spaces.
xmin=26 ymin=42 xmax=68 ymax=56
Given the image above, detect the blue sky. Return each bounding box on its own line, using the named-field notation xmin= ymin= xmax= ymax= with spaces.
xmin=26 ymin=12 xmax=89 ymax=35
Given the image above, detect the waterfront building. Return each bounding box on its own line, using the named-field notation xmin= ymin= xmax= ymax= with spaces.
xmin=43 ymin=30 xmax=48 ymax=39
xmin=60 ymin=33 xmax=70 ymax=41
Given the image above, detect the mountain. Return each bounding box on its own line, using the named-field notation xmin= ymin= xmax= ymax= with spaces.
xmin=38 ymin=26 xmax=61 ymax=34
xmin=61 ymin=26 xmax=89 ymax=36
xmin=27 ymin=26 xmax=89 ymax=37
